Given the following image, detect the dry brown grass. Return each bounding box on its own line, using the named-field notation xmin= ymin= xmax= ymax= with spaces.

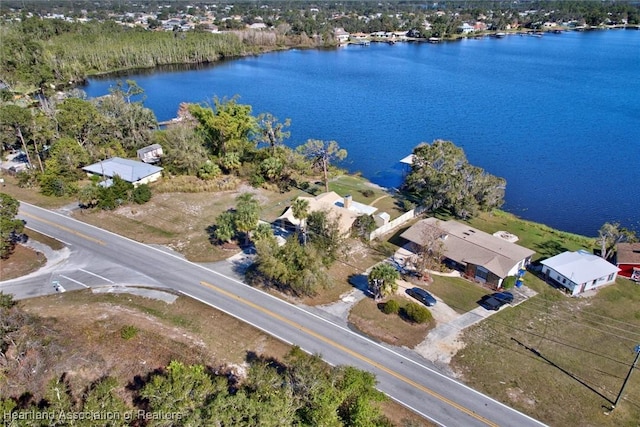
xmin=73 ymin=185 xmax=306 ymax=262
xmin=0 ymin=244 xmax=46 ymax=281
xmin=348 ymin=297 xmax=434 ymax=348
xmin=11 ymin=290 xmax=291 ymax=404
xmin=6 ymin=289 xmax=432 ymax=426
xmin=0 ymin=175 xmax=73 ymax=209
xmin=451 ymin=278 xmax=640 ymax=427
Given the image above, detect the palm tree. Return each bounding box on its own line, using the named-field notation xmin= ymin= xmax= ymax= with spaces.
xmin=291 ymin=198 xmax=310 ymax=244
xmin=368 ymin=263 xmax=400 ymax=301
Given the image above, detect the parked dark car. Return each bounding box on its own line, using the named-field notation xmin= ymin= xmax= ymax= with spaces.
xmin=480 ymin=291 xmax=514 ymax=311
xmin=406 ymin=287 xmax=437 ymax=307
xmin=492 ymin=292 xmax=514 ymax=304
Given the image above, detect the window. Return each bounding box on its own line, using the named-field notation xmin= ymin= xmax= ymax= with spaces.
xmin=608 ymin=273 xmax=614 ymax=281
xmin=475 ymin=266 xmax=489 ymax=281
xmin=562 ymin=278 xmax=566 ymax=284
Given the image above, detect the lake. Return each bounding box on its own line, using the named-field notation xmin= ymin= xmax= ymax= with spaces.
xmin=84 ymin=29 xmax=640 ymax=237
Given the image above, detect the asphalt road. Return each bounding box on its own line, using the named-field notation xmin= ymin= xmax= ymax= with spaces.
xmin=3 ymin=202 xmax=548 ymax=427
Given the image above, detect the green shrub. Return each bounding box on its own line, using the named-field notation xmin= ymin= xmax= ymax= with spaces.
xmin=249 ymin=173 xmax=266 ymax=188
xmin=403 ymin=302 xmax=433 ymax=324
xmin=120 ymin=325 xmax=138 ymax=340
xmin=132 ymin=184 xmax=152 ymax=204
xmin=502 ymin=276 xmax=516 ymax=289
xmin=401 ymin=199 xmax=416 ymax=211
xmin=360 ymin=189 xmax=375 ymax=198
xmin=198 ymin=161 xmax=221 ymax=180
xmin=382 ymin=299 xmax=400 ymax=314
xmin=298 ymin=181 xmax=311 ymax=191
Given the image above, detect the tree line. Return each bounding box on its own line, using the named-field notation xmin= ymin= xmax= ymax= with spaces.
xmin=0 ymin=18 xmax=251 ymax=93
xmin=3 ymin=2 xmax=638 ymax=92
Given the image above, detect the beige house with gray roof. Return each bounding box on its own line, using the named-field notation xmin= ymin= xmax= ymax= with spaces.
xmin=400 ymin=218 xmax=535 ymax=288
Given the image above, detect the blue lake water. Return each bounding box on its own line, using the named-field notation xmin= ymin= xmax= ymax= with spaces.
xmin=84 ymin=30 xmax=640 ymax=237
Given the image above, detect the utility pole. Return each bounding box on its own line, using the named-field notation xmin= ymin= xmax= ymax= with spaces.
xmin=612 ymin=345 xmax=640 ymax=410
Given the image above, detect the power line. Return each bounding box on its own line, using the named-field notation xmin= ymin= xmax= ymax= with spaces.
xmin=509 ymin=298 xmax=640 ymax=344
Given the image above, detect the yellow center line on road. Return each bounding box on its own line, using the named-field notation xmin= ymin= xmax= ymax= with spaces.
xmin=200 ymin=281 xmax=498 ymax=427
xmin=21 ymin=212 xmax=106 ymax=246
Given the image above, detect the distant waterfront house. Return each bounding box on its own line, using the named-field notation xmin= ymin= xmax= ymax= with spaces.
xmin=400 ymin=218 xmax=535 ymax=288
xmin=277 ymin=191 xmax=378 ymax=236
xmin=615 ymin=243 xmax=640 ymax=280
xmin=137 ymin=144 xmax=163 ymax=164
xmin=334 ymin=28 xmax=350 ymax=44
xmin=458 ymin=23 xmax=475 ymax=34
xmin=540 ymin=250 xmax=620 ymax=296
xmin=83 ymin=157 xmax=163 ymax=187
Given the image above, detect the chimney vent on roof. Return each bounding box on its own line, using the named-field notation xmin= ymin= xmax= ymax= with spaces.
xmin=344 ymin=194 xmax=352 ymax=209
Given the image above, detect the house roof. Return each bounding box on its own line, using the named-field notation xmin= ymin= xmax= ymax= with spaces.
xmin=137 ymin=144 xmax=163 ymax=155
xmin=541 ymin=250 xmax=620 ymax=284
xmin=83 ymin=157 xmax=163 ymax=183
xmin=616 ymin=243 xmax=640 ymax=265
xmin=400 ymin=218 xmax=535 ymax=278
xmin=399 ymin=154 xmax=414 ymax=165
xmin=277 ymin=191 xmax=377 ymax=235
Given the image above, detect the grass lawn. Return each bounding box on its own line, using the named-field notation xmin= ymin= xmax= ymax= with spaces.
xmin=451 ymin=277 xmax=640 ymax=427
xmin=0 ymin=175 xmax=74 ymax=209
xmin=329 ymin=175 xmax=406 ymax=219
xmin=464 ymin=210 xmax=595 ymax=261
xmin=348 ymin=296 xmax=435 ymax=348
xmin=427 ymin=275 xmax=492 ymax=313
xmin=303 ymin=239 xmax=387 ymax=306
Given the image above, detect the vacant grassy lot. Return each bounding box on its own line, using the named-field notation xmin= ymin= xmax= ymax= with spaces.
xmin=74 ymin=184 xmax=307 ymax=262
xmin=329 ymin=174 xmax=406 ymax=219
xmin=0 ymin=175 xmax=74 ymax=209
xmin=451 ymin=277 xmax=640 ymax=427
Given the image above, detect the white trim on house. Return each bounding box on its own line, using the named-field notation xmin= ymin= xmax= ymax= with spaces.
xmin=277 ymin=191 xmax=378 ymax=236
xmin=400 ymin=218 xmax=535 ymax=286
xmin=83 ymin=157 xmax=163 ymax=187
xmin=540 ymin=250 xmax=620 ymax=296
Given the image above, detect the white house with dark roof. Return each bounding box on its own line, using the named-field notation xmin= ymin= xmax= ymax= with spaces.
xmin=540 ymin=250 xmax=620 ymax=296
xmin=83 ymin=157 xmax=163 ymax=187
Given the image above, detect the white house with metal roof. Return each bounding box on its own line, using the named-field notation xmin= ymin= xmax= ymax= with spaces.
xmin=540 ymin=250 xmax=620 ymax=296
xmin=83 ymin=157 xmax=163 ymax=187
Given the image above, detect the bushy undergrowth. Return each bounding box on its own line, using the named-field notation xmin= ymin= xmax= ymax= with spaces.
xmin=154 ymin=175 xmax=240 ymax=193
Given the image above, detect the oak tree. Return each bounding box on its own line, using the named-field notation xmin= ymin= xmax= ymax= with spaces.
xmin=403 ymin=140 xmax=505 ymax=219
xmin=297 ymin=139 xmax=347 ymax=193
